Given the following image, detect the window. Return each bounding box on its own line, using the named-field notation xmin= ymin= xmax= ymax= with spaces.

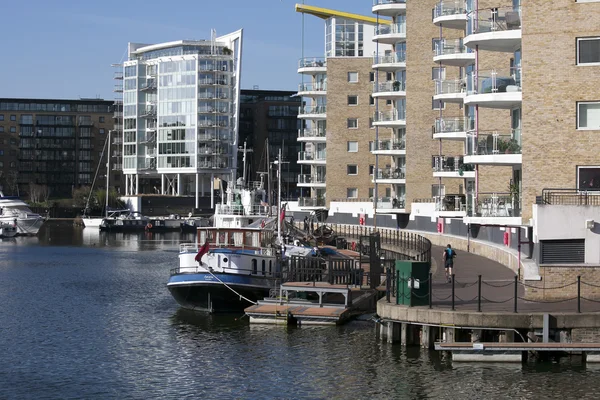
xmin=0 ymin=115 xmax=3 ymax=121
xmin=99 ymin=128 xmax=105 ymax=134
xmin=347 ymin=188 xmax=358 ymax=198
xmin=369 ymin=165 xmax=374 ymax=175
xmin=99 ymin=116 xmax=105 ymax=123
xmin=347 ymin=141 xmax=358 ymax=152
xmin=577 ymin=37 xmax=600 ymax=64
xmin=347 ymin=165 xmax=358 ymax=175
xmin=432 ymin=99 xmax=445 ymax=110
xmin=0 ymin=150 xmax=4 ymax=155
xmin=369 ymin=72 xmax=375 ymax=82
xmin=386 ymin=100 xmax=392 ymax=105
xmin=0 ymin=127 xmax=3 ymax=133
xmin=577 ymin=166 xmax=600 ymax=190
xmin=369 ymin=95 xmax=374 ymax=106
xmin=386 ymin=72 xmax=393 ymax=81
xmin=577 ymin=102 xmax=600 ymax=130
xmin=10 ymin=115 xmax=16 ymax=121
xmin=347 ymin=118 xmax=358 ymax=129
xmin=432 ymin=67 xmax=446 ymax=80
xmin=348 ymin=72 xmax=358 ymax=83
xmin=348 ymin=95 xmax=358 ymax=106
xmin=368 ymin=187 xmax=374 ymax=198
xmin=10 ymin=127 xmax=15 ymax=133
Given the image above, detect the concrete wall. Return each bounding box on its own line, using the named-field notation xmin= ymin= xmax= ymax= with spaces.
xmin=522 ymin=0 xmax=600 ymax=221
xmin=533 ymin=204 xmax=600 ymax=264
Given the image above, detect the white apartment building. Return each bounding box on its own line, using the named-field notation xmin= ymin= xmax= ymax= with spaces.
xmin=120 ymin=32 xmax=243 ymax=208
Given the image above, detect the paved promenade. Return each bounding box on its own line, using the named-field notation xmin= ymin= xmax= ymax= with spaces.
xmin=405 ymin=245 xmax=600 ymax=314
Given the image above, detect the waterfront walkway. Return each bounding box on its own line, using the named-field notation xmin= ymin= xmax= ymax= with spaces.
xmin=398 ymin=245 xmax=600 ymax=314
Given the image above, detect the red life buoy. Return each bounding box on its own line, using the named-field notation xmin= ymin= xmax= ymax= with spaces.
xmin=146 ymin=223 xmax=153 ymax=230
xmin=503 ymin=231 xmax=509 ymax=246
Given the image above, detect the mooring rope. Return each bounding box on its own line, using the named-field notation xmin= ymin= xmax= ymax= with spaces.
xmin=203 ymin=264 xmax=258 ymax=305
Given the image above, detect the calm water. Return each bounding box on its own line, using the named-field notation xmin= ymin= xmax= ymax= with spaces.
xmin=2 ymin=221 xmax=600 ymax=399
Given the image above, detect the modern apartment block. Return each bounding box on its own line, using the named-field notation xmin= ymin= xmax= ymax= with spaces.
xmin=118 ymin=32 xmax=243 ymax=208
xmin=295 ymin=4 xmax=392 ymax=211
xmin=0 ymin=98 xmax=115 ymax=198
xmin=239 ymin=89 xmax=301 ymax=197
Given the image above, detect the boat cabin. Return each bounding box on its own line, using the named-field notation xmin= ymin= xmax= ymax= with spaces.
xmin=198 ymin=227 xmax=274 ymax=250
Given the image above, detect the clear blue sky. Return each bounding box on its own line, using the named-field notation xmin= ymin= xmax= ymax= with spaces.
xmin=0 ymin=0 xmax=374 ymax=100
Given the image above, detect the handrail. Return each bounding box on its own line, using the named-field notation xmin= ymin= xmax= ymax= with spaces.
xmin=540 ymin=188 xmax=600 ymax=206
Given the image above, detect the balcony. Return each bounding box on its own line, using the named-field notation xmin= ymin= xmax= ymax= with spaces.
xmin=433 ymin=79 xmax=466 ymax=103
xmin=432 ymin=117 xmax=473 ymax=140
xmin=197 ymin=157 xmax=230 ymax=170
xmin=298 ymin=105 xmax=326 ymax=119
xmin=112 ymin=164 xmax=123 ymax=171
xmin=372 ymin=81 xmax=406 ymax=99
xmin=371 ymin=139 xmax=406 ymax=155
xmin=297 ymin=82 xmax=327 ymax=97
xmin=435 ymin=195 xmax=468 ymax=217
xmin=114 ymin=71 xmax=124 ymax=80
xmin=140 ymin=80 xmax=157 ymax=91
xmin=198 ymin=106 xmax=230 ymax=115
xmin=113 ymin=84 xmax=123 ymax=93
xmin=297 ymin=174 xmax=326 ymax=188
xmin=465 ymin=192 xmax=522 ymax=226
xmin=298 ymin=57 xmax=327 ymax=74
xmin=112 ymin=137 xmax=123 ymax=145
xmin=198 ymin=119 xmax=229 ymax=128
xmin=373 ymin=21 xmax=407 ymax=44
xmin=372 ymin=0 xmax=406 ymax=16
xmin=298 ymin=151 xmax=326 ymax=165
xmin=374 ymin=167 xmax=406 ymax=184
xmin=433 ymin=39 xmax=475 ymax=67
xmin=433 ymin=0 xmax=467 ymax=30
xmin=432 ymin=155 xmax=475 ymax=179
xmin=112 ymin=111 xmax=123 ymax=119
xmin=465 ymin=7 xmax=522 ymax=52
xmin=376 ymin=196 xmax=406 ymax=212
xmin=140 ymin=107 xmax=157 ymax=118
xmin=298 ymin=197 xmax=326 ymax=208
xmin=199 ymin=78 xmax=230 ymax=87
xmin=464 ymin=130 xmax=522 ymax=165
xmin=465 ymin=69 xmax=522 ymax=109
xmin=372 ymin=51 xmax=406 ymax=70
xmin=297 ymin=128 xmax=326 ymax=142
xmin=373 ymin=109 xmax=406 ymax=128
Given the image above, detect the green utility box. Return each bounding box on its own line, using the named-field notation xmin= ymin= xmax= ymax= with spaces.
xmin=395 ymin=260 xmax=431 ymax=307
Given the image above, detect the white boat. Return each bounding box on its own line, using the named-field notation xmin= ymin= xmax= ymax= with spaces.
xmin=99 ymin=211 xmax=150 ymax=232
xmin=0 ymin=222 xmax=17 ymax=238
xmin=0 ymin=192 xmax=45 ymax=235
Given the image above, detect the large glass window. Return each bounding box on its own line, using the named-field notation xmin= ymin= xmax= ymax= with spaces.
xmin=578 ymin=166 xmax=600 ymax=191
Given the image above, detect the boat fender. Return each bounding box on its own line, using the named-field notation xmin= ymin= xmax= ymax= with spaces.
xmin=146 ymin=223 xmax=153 ymax=230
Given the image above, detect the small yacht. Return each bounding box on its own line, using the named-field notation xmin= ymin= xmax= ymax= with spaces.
xmin=0 ymin=191 xmax=45 ymax=235
xmin=99 ymin=211 xmax=150 ymax=232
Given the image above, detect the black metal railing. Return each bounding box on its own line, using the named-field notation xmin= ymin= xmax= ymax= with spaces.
xmin=540 ymin=188 xmax=600 ymax=206
xmin=384 ymin=272 xmax=600 ymax=313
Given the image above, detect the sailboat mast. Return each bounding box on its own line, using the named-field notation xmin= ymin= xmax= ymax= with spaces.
xmin=277 ymin=148 xmax=282 ymax=244
xmin=266 ymin=138 xmax=272 ymax=208
xmin=105 ymin=130 xmax=111 ymax=218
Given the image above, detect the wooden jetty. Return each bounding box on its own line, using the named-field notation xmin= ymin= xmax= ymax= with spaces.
xmin=244 ymin=282 xmax=377 ymax=325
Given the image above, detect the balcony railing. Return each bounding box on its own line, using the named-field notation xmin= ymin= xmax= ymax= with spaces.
xmin=375 ymin=167 xmax=406 ymax=180
xmin=140 ymin=107 xmax=157 ymax=118
xmin=114 ymin=71 xmax=124 ymax=80
xmin=298 ymin=174 xmax=326 ymax=184
xmin=114 ymin=85 xmax=123 ymax=93
xmin=473 ymin=192 xmax=521 ymax=218
xmin=435 ymin=195 xmax=467 ymax=212
xmin=373 ymin=81 xmax=406 ymax=93
xmin=140 ymin=81 xmax=157 ymax=91
xmin=372 ymin=139 xmax=406 ymax=151
xmin=112 ymin=164 xmax=122 ymax=171
xmin=377 ymin=196 xmax=406 ymax=209
xmin=433 ymin=0 xmax=466 ymax=19
xmin=298 ymin=105 xmax=327 ymax=115
xmin=468 ymin=7 xmax=522 ymax=35
xmin=433 ymin=117 xmax=473 ymax=134
xmin=434 ymin=79 xmax=466 ymax=96
xmin=467 ymin=68 xmax=522 ymax=95
xmin=433 ymin=38 xmax=472 ymax=56
xmin=373 ymin=51 xmax=406 ymax=65
xmin=298 ymin=83 xmax=327 ymax=92
xmin=298 ymin=129 xmax=326 ymax=139
xmin=466 ymin=130 xmax=522 ymax=156
xmin=374 ymin=109 xmax=406 ymax=123
xmin=298 ymin=151 xmax=327 ymax=161
xmin=373 ymin=0 xmax=406 ymax=5
xmin=298 ymin=197 xmax=326 ymax=207
xmin=77 ymin=117 xmax=94 ymax=126
xmin=432 ymin=155 xmax=474 ymax=172
xmin=298 ymin=57 xmax=327 ymax=69
xmin=539 ymin=189 xmax=600 ymax=206
xmin=375 ymin=21 xmax=407 ymax=36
